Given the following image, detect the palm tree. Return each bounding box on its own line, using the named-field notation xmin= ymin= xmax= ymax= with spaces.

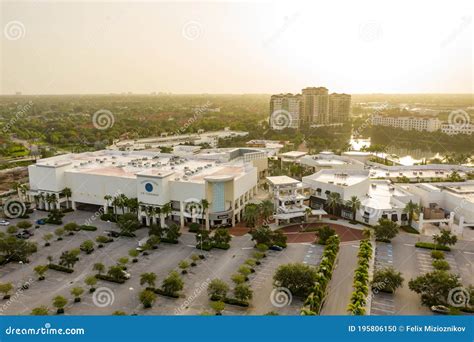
xmin=346 ymin=196 xmax=361 ymax=221
xmin=304 ymin=207 xmax=312 ymax=222
xmin=326 ymin=192 xmax=343 ymax=215
xmin=127 ymin=198 xmax=139 ymax=214
xmin=403 ymin=200 xmax=420 ymax=226
xmin=62 ymin=187 xmax=72 ymax=209
xmin=259 ymin=200 xmax=274 ymax=222
xmin=243 ymin=203 xmax=259 ymax=228
xmin=104 ymin=195 xmax=112 ymax=212
xmin=162 ymin=202 xmax=172 ymax=225
xmin=111 ymin=196 xmax=120 ymax=218
xmin=200 ymin=199 xmax=209 ymax=228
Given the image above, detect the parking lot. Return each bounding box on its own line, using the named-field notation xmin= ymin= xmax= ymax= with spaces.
xmin=0 ymin=209 xmax=324 ymax=316
xmin=370 ymin=242 xmax=396 ymax=315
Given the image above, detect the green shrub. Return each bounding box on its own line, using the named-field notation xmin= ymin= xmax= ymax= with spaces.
xmin=188 ymin=222 xmax=201 ymax=233
xmin=432 ymin=259 xmax=450 ymax=271
xmin=415 ymin=242 xmax=450 ymax=251
xmin=80 ymin=225 xmax=97 ymax=231
xmin=431 ymin=250 xmax=445 ymax=259
xmin=48 ymin=264 xmax=74 ymax=273
xmin=95 ymin=274 xmax=125 ymax=284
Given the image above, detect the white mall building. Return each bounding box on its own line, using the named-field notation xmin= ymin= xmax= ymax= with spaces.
xmin=27 ymin=149 xmax=266 ymax=229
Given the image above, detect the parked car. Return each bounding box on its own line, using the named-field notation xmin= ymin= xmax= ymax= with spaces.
xmin=16 ymin=230 xmax=34 ymax=239
xmin=35 ymin=219 xmax=45 ymax=225
xmin=431 ymin=305 xmax=450 ymax=314
xmin=0 ymin=220 xmax=10 ymax=226
xmin=105 ymin=230 xmax=120 ymax=238
xmin=269 ymin=245 xmax=284 ymax=251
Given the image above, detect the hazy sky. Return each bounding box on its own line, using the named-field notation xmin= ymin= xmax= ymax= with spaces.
xmin=1 ymin=0 xmax=472 ymax=94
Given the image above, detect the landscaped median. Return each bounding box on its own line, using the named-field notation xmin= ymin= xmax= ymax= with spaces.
xmin=347 ymin=239 xmax=373 ymax=315
xmin=300 ymin=234 xmax=340 ymax=315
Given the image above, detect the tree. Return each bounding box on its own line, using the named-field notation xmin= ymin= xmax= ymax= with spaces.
xmin=140 ymin=272 xmax=157 ymax=288
xmin=408 ymin=270 xmax=461 ymax=306
xmin=43 ymin=233 xmax=53 ymax=246
xmin=207 ymin=279 xmax=229 ymax=300
xmin=80 ymin=240 xmax=95 ymax=254
xmin=164 ymin=223 xmax=181 ymax=242
xmin=178 ymin=260 xmax=190 ymax=273
xmin=117 ymin=213 xmax=140 ymax=236
xmin=64 ymin=222 xmax=79 ymax=234
xmin=259 ymin=200 xmax=274 ymax=222
xmin=196 ymin=229 xmax=212 ymax=249
xmin=107 ymin=265 xmax=126 ymax=281
xmin=54 ymin=228 xmax=65 ymax=240
xmin=234 ymin=284 xmax=253 ymax=302
xmin=346 ymin=196 xmax=361 ymax=221
xmin=210 ymin=301 xmax=225 ymax=315
xmin=16 ymin=220 xmax=32 ymax=229
xmin=403 ymin=200 xmax=420 ymax=226
xmin=93 ymin=263 xmax=105 ymax=275
xmin=200 ymin=199 xmax=209 ymax=229
xmin=326 ymin=192 xmax=343 ymax=215
xmin=273 ymin=263 xmax=318 ymax=297
xmin=129 ymin=249 xmax=139 ymax=261
xmin=212 ymin=229 xmax=232 ymax=246
xmin=31 ymin=306 xmax=49 ymax=315
xmin=315 ymin=225 xmax=336 ymax=244
xmin=85 ymin=275 xmax=98 ymax=292
xmin=433 ymin=229 xmax=457 ymax=247
xmin=0 ymin=235 xmax=37 ymax=262
xmin=139 ymin=289 xmax=156 ymax=308
xmin=0 ymin=283 xmax=14 ymax=299
xmin=250 ymin=226 xmax=273 ymax=246
xmin=34 ymin=265 xmax=48 ymax=280
xmin=6 ymin=226 xmax=18 ymax=235
xmin=59 ymin=250 xmax=79 ymax=269
xmin=372 ymin=267 xmax=404 ymax=293
xmin=117 ymin=257 xmax=129 ymax=268
xmin=62 ymin=187 xmax=72 ymax=209
xmin=243 ymin=203 xmax=260 ymax=228
xmin=161 ymin=271 xmax=183 ymax=295
xmin=231 ymin=273 xmax=246 ymax=285
xmin=52 ymin=296 xmax=68 ymax=314
xmin=373 ymin=218 xmax=399 ymax=242
xmin=71 ymin=287 xmax=84 ymax=302
xmin=238 ymin=265 xmax=252 ymax=277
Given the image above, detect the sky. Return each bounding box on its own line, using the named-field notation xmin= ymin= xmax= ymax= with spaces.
xmin=0 ymin=0 xmax=472 ymax=95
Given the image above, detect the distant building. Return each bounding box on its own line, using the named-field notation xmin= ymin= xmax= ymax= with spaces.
xmin=371 ymin=115 xmax=441 ymax=132
xmin=440 ymin=123 xmax=474 ymax=135
xmin=270 ymin=87 xmax=351 ymax=129
xmin=269 ymin=94 xmax=302 ymax=130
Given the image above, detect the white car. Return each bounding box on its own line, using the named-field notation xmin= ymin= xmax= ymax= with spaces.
xmin=0 ymin=220 xmax=10 ymax=226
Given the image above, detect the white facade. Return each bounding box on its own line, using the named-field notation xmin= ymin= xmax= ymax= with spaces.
xmin=299 ymin=152 xmax=365 ymax=172
xmin=371 ymin=115 xmax=442 ymax=132
xmin=302 ymin=169 xmax=419 ymax=226
xmin=28 ymin=150 xmax=259 ymax=229
xmin=441 ymin=123 xmax=474 ymax=135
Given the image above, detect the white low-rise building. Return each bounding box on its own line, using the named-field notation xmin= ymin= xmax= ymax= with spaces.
xmin=299 ymin=152 xmax=365 ymax=172
xmin=303 ymin=169 xmax=419 ymax=225
xmin=440 ymin=123 xmax=474 ymax=135
xmin=371 ymin=115 xmax=442 ymax=132
xmin=28 ymin=149 xmax=260 ymax=229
